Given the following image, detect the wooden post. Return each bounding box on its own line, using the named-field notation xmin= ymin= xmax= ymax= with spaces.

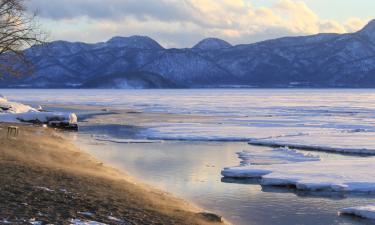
xmin=7 ymin=126 xmax=19 ymax=137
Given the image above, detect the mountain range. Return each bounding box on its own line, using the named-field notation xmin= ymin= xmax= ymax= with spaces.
xmin=1 ymin=19 xmax=375 ymax=88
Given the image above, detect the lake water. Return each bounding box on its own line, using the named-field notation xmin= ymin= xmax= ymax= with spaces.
xmin=2 ymin=89 xmax=375 ymax=225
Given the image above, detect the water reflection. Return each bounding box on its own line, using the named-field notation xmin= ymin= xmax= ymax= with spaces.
xmin=71 ymin=136 xmax=375 ymax=225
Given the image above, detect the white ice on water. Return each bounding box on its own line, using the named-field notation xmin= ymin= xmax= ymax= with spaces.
xmin=3 ymin=89 xmax=375 ymax=155
xmin=236 ymin=147 xmax=320 ymax=166
xmin=339 ymin=205 xmax=375 ymax=220
xmin=248 ymin=133 xmax=375 ymax=155
xmin=222 ymin=158 xmax=375 ymax=192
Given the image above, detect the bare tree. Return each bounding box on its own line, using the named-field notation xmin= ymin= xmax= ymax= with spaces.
xmin=0 ymin=0 xmax=45 ymax=77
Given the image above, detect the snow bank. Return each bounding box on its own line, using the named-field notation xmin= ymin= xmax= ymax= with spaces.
xmin=0 ymin=98 xmax=37 ymax=114
xmin=339 ymin=205 xmax=375 ymax=219
xmin=222 ymin=158 xmax=375 ymax=192
xmin=0 ymin=95 xmax=77 ymax=128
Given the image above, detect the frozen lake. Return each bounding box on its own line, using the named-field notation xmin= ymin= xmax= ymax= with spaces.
xmin=3 ymin=89 xmax=375 ymax=151
xmin=2 ymin=89 xmax=375 ymax=224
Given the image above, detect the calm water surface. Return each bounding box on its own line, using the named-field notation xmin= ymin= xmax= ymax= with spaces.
xmin=72 ymin=138 xmax=375 ymax=225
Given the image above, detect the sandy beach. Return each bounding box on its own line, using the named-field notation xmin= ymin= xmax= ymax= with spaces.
xmin=0 ymin=123 xmax=225 ymax=225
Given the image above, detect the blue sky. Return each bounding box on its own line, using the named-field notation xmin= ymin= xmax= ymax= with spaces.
xmin=28 ymin=0 xmax=374 ymax=47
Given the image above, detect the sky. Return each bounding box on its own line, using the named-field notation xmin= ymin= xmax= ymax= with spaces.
xmin=27 ymin=0 xmax=374 ymax=48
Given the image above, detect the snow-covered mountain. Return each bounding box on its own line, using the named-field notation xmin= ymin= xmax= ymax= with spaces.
xmin=1 ymin=20 xmax=375 ymax=88
xmin=193 ymin=38 xmax=232 ymax=50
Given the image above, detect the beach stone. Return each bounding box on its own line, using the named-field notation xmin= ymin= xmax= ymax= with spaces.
xmin=198 ymin=212 xmax=223 ymax=223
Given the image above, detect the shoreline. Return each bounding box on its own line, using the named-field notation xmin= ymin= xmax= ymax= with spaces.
xmin=0 ymin=123 xmax=227 ymax=225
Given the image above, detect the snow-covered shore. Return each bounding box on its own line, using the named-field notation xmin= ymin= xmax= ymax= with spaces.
xmin=0 ymin=95 xmax=77 ymax=128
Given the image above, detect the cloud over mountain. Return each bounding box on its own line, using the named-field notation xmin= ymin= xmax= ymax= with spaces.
xmin=27 ymin=0 xmax=369 ymax=47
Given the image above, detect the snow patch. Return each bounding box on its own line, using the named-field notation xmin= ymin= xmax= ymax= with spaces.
xmin=0 ymin=99 xmax=37 ymax=113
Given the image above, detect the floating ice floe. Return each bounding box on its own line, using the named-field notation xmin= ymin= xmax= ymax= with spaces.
xmin=222 ymin=158 xmax=375 ymax=192
xmin=0 ymin=95 xmax=78 ymax=130
xmin=339 ymin=205 xmax=375 ymax=220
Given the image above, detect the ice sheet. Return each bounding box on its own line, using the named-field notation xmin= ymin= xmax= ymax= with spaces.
xmin=339 ymin=205 xmax=375 ymax=220
xmin=222 ymin=158 xmax=375 ymax=192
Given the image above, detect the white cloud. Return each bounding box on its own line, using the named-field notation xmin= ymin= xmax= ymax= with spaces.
xmin=344 ymin=17 xmax=369 ymax=32
xmin=29 ymin=0 xmax=371 ymax=47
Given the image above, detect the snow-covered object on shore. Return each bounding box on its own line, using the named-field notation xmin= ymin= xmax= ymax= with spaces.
xmin=339 ymin=205 xmax=375 ymax=219
xmin=221 ymin=158 xmax=375 ymax=192
xmin=0 ymin=98 xmax=37 ymax=114
xmin=0 ymin=95 xmax=77 ymax=128
xmin=16 ymin=112 xmax=77 ymax=124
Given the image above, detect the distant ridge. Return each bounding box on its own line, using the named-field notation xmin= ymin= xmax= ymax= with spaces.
xmin=2 ymin=19 xmax=375 ymax=88
xmin=106 ymin=36 xmax=164 ymax=49
xmin=193 ymin=38 xmax=232 ymax=50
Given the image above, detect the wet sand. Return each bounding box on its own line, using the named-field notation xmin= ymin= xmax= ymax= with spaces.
xmin=0 ymin=123 xmax=225 ymax=225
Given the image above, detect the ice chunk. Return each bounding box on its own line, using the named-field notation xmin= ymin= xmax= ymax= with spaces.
xmin=222 ymin=158 xmax=375 ymax=192
xmin=339 ymin=205 xmax=375 ymax=219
